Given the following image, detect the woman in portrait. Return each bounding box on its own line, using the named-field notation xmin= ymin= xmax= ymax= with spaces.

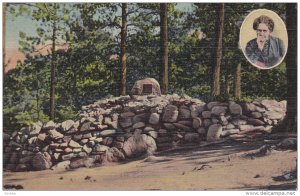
xmin=245 ymin=15 xmax=285 ymax=68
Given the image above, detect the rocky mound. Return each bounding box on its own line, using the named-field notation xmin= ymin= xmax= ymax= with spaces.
xmin=3 ymin=94 xmax=286 ymax=172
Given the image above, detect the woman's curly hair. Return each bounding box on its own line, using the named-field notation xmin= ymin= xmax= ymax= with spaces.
xmin=253 ymin=15 xmax=275 ymax=32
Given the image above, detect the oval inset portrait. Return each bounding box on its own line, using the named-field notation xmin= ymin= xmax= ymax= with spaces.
xmin=240 ymin=9 xmax=288 ymax=69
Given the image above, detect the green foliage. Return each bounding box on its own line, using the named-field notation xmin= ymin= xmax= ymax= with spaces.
xmin=4 ymin=3 xmax=288 ymax=133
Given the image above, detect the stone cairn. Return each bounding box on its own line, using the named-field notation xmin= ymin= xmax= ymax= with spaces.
xmin=3 ymin=94 xmax=286 ymax=172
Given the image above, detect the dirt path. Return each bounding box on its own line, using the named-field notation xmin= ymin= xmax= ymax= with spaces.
xmin=3 ymin=140 xmax=297 ymax=190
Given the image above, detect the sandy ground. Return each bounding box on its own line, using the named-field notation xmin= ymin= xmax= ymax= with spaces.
xmin=3 ymin=140 xmax=297 ymax=191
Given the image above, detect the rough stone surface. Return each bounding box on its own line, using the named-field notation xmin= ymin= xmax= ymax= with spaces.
xmin=149 ymin=113 xmax=160 ymax=125
xmin=206 ymin=124 xmax=223 ymax=142
xmin=131 ymin=78 xmax=161 ymax=96
xmin=61 ymin=120 xmax=75 ymax=132
xmin=202 ymin=111 xmax=212 ymax=118
xmin=162 ymin=105 xmax=178 ymax=122
xmin=49 ymin=129 xmax=64 ymax=140
xmin=122 ymin=132 xmax=157 ymax=158
xmin=211 ymin=106 xmax=227 ymax=116
xmin=32 ymin=152 xmax=52 ymax=171
xmin=69 ymin=140 xmax=82 ymax=148
xmin=51 ymin=160 xmax=70 ymax=170
xmin=229 ymin=103 xmax=242 ymax=115
xmin=192 ymin=117 xmax=202 ymax=129
xmin=44 ymin=121 xmax=56 ymax=130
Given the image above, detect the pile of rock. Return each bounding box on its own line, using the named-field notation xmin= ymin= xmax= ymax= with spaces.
xmin=3 ymin=94 xmax=286 ymax=172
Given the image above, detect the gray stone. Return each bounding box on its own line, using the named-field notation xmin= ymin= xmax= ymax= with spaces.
xmin=30 ymin=122 xmax=43 ymax=136
xmin=94 ymin=144 xmax=109 ymax=152
xmin=37 ymin=133 xmax=47 ymax=141
xmin=247 ymin=118 xmax=265 ymax=126
xmin=202 ymin=111 xmax=212 ymax=118
xmin=241 ymin=102 xmax=256 ymax=113
xmin=70 ymin=157 xmax=95 ymax=169
xmin=133 ymin=113 xmax=148 ymax=124
xmin=203 ymin=119 xmax=212 ymax=128
xmin=163 ymin=123 xmax=176 ymax=130
xmin=144 ymin=126 xmax=155 ymax=132
xmin=80 ymin=139 xmax=89 ymax=145
xmin=265 ymin=111 xmax=285 ymax=120
xmin=43 ymin=121 xmax=56 ymax=130
xmin=32 ymin=152 xmax=52 ymax=170
xmin=220 ymin=115 xmax=228 ymax=125
xmin=231 ymin=119 xmax=247 ymax=126
xmin=73 ymin=148 xmax=83 ymax=153
xmin=184 ymin=133 xmax=199 ymax=143
xmin=120 ymin=112 xmax=135 ymax=118
xmin=123 ymin=132 xmax=157 ymax=158
xmin=61 ymin=120 xmax=75 ymax=132
xmin=80 ymin=122 xmax=92 ymax=132
xmin=148 ymin=131 xmax=158 ymax=139
xmin=15 ymin=164 xmax=29 ymax=172
xmin=119 ymin=117 xmax=133 ymax=128
xmin=255 ymin=106 xmax=266 ymax=113
xmin=69 ymin=140 xmax=82 ymax=148
xmin=190 ymin=105 xmax=205 ymax=118
xmin=113 ymin=141 xmax=124 ymax=149
xmin=239 ymin=125 xmax=265 ymax=133
xmin=100 ymin=129 xmax=117 ymax=136
xmin=49 ymin=129 xmax=64 ymax=139
xmin=206 ymin=124 xmax=222 ymax=142
xmin=221 ymin=129 xmax=240 ymax=137
xmin=149 ymin=113 xmax=160 ymax=125
xmin=211 ymin=106 xmax=227 ymax=116
xmin=197 ymin=127 xmax=206 ymax=134
xmin=51 ymin=160 xmax=70 ymax=170
xmin=229 ymin=103 xmax=242 ymax=115
xmin=162 ymin=105 xmax=178 ymax=122
xmin=83 ymin=145 xmax=92 ymax=154
xmin=133 ymin=122 xmax=146 ymax=129
xmin=212 ymin=118 xmax=219 ymax=124
xmin=207 ymin=102 xmax=220 ymax=110
xmin=102 ymin=147 xmax=125 ymax=163
xmin=179 ymin=105 xmax=191 ymax=119
xmin=73 ymin=134 xmax=82 ymax=141
xmin=251 ymin=112 xmax=263 ymax=119
xmin=131 ymin=77 xmax=161 ymax=96
xmin=225 ymin=123 xmax=235 ymax=129
xmin=261 ymin=100 xmax=283 ymax=111
xmin=173 ymin=123 xmax=193 ymax=132
xmin=82 ymin=132 xmax=92 ymax=139
xmin=19 ymin=156 xmax=33 ymax=164
xmin=192 ymin=117 xmax=202 ymax=129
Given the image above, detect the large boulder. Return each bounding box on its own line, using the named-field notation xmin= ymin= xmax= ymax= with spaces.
xmin=122 ymin=131 xmax=157 ymax=158
xmin=130 ymin=78 xmax=161 ymax=96
xmin=206 ymin=124 xmax=223 ymax=142
xmin=32 ymin=152 xmax=52 ymax=170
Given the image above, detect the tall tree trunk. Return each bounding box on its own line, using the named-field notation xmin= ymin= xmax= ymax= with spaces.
xmin=211 ymin=3 xmax=225 ymax=96
xmin=284 ymin=3 xmax=297 ymax=132
xmin=50 ymin=21 xmax=57 ymax=120
xmin=3 ymin=3 xmax=6 ymax=76
xmin=160 ymin=3 xmax=168 ymax=94
xmin=234 ymin=62 xmax=241 ymax=99
xmin=120 ymin=3 xmax=128 ymax=96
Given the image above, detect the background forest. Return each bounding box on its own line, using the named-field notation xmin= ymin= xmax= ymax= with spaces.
xmin=3 ymin=3 xmax=293 ymax=133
